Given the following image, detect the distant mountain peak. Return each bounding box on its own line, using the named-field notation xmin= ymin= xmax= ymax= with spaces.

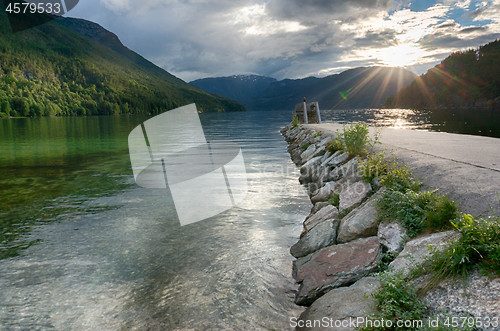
xmin=192 ymin=67 xmax=417 ymax=110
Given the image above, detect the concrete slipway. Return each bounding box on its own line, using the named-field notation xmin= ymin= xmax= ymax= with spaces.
xmin=305 ymin=123 xmax=500 ymax=218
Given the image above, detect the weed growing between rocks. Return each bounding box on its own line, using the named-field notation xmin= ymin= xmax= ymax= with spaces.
xmin=301 ymin=142 xmax=310 ymax=150
xmin=362 ymin=214 xmax=499 ymax=330
xmin=361 ymin=272 xmax=427 ymax=331
xmin=292 ymin=114 xmax=300 ymax=127
xmin=377 ymin=190 xmax=457 ymax=238
xmin=327 ymin=193 xmax=340 ymax=208
xmin=360 ymin=152 xmax=419 ymax=192
xmin=428 ymin=214 xmax=500 ymax=282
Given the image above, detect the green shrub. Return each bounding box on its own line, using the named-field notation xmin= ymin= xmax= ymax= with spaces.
xmin=362 ymin=272 xmax=427 ymax=330
xmin=328 ymin=193 xmax=340 ymax=208
xmin=360 ymin=152 xmax=419 ymax=192
xmin=327 ymin=137 xmax=343 ymax=154
xmin=377 ymin=189 xmax=456 ymax=238
xmin=428 ymin=214 xmax=500 ymax=280
xmin=292 ymin=114 xmax=300 ymax=127
xmin=334 ymin=122 xmax=377 ymax=156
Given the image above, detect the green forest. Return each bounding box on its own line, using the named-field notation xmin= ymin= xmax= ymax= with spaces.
xmin=0 ymin=11 xmax=244 ymax=118
xmin=388 ymin=39 xmax=500 ymax=110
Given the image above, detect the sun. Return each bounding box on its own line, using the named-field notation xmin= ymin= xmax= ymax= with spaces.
xmin=379 ymin=43 xmax=426 ymax=67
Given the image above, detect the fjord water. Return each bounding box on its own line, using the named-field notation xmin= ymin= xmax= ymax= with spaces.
xmin=1 ymin=108 xmax=498 ymax=330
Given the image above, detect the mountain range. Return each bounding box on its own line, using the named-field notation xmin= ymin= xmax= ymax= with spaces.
xmin=191 ymin=67 xmax=417 ymax=110
xmin=0 ymin=9 xmax=244 ymax=117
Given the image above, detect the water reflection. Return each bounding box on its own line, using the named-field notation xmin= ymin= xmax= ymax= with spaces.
xmin=321 ymin=108 xmax=500 ymax=137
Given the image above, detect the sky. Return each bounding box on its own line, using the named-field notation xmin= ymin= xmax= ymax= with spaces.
xmin=68 ymin=0 xmax=500 ymax=82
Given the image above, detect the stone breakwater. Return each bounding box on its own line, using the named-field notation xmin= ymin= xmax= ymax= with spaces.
xmin=281 ymin=124 xmax=499 ymax=331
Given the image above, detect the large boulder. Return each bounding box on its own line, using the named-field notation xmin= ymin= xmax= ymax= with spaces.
xmin=301 ymin=144 xmax=317 ymax=164
xmin=378 ymin=220 xmax=407 ymax=253
xmin=327 ymin=152 xmax=350 ymax=167
xmin=311 ymin=181 xmax=336 ymax=203
xmin=293 ymin=236 xmax=382 ymax=305
xmin=310 ymin=201 xmax=330 ymax=215
xmin=389 ymin=230 xmax=460 ymax=277
xmin=328 ymin=157 xmax=360 ymax=182
xmin=339 ymin=181 xmax=372 ymax=214
xmin=296 ymin=277 xmax=381 ymax=331
xmin=291 ymin=219 xmax=340 ymax=258
xmin=337 ymin=190 xmax=383 ymax=243
xmin=303 ymin=204 xmax=339 ymax=233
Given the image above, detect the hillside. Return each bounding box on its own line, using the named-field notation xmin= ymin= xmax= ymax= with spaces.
xmin=0 ymin=10 xmax=244 ymax=117
xmin=191 ymin=67 xmax=416 ymax=110
xmin=390 ymin=40 xmax=500 ymax=109
xmin=191 ymin=75 xmax=277 ymax=110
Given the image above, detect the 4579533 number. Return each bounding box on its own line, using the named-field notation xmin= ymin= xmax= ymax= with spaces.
xmin=5 ymin=2 xmax=62 ymax=15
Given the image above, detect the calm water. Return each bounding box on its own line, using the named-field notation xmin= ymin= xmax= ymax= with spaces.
xmin=0 ymin=108 xmax=498 ymax=330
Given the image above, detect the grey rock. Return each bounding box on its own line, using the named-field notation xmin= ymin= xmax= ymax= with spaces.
xmin=311 ymin=181 xmax=336 ymax=203
xmin=303 ymin=204 xmax=339 ymax=233
xmin=301 ymin=156 xmax=323 ymax=175
xmin=389 ymin=230 xmax=460 ymax=277
xmin=339 ymin=181 xmax=372 ymax=214
xmin=291 ymin=219 xmax=339 ymax=258
xmin=328 ymin=152 xmax=350 ymax=167
xmin=337 ymin=190 xmax=383 ymax=243
xmin=310 ymin=202 xmax=331 ymax=214
xmin=320 ymin=150 xmax=332 ymax=163
xmin=378 ymin=220 xmax=407 ymax=253
xmin=301 ymin=144 xmax=317 ymax=163
xmin=293 ymin=237 xmax=382 ymax=306
xmin=328 ymin=157 xmax=360 ymax=182
xmin=297 ymin=277 xmax=381 ymax=331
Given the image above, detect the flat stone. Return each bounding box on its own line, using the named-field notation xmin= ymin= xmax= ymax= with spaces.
xmin=293 ymin=236 xmax=381 ymax=306
xmin=337 ymin=190 xmax=383 ymax=243
xmin=378 ymin=220 xmax=407 ymax=253
xmin=389 ymin=230 xmax=460 ymax=277
xmin=311 ymin=181 xmax=336 ymax=203
xmin=339 ymin=181 xmax=372 ymax=214
xmin=310 ymin=201 xmax=331 ymax=215
xmin=297 ymin=277 xmax=381 ymax=331
xmin=327 ymin=152 xmax=349 ymax=167
xmin=303 ymin=204 xmax=339 ymax=233
xmin=320 ymin=150 xmax=332 ymax=163
xmin=300 ymin=156 xmax=323 ymax=181
xmin=328 ymin=157 xmax=360 ymax=182
xmin=291 ymin=219 xmax=339 ymax=258
xmin=301 ymin=144 xmax=317 ymax=163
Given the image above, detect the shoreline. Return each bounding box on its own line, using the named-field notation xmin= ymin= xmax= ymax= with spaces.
xmin=281 ymin=124 xmax=499 ymax=330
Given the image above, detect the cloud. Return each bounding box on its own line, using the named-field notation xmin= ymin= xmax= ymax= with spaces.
xmin=68 ymin=0 xmax=500 ymax=81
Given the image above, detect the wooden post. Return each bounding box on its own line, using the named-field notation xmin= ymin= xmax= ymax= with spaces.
xmin=316 ymin=102 xmax=321 ymax=123
xmin=303 ymin=102 xmax=308 ymax=124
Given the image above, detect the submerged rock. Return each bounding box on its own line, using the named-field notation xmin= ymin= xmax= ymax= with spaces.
xmin=293 ymin=236 xmax=381 ymax=306
xmin=291 ymin=218 xmax=339 ymax=258
xmin=297 ymin=277 xmax=381 ymax=331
